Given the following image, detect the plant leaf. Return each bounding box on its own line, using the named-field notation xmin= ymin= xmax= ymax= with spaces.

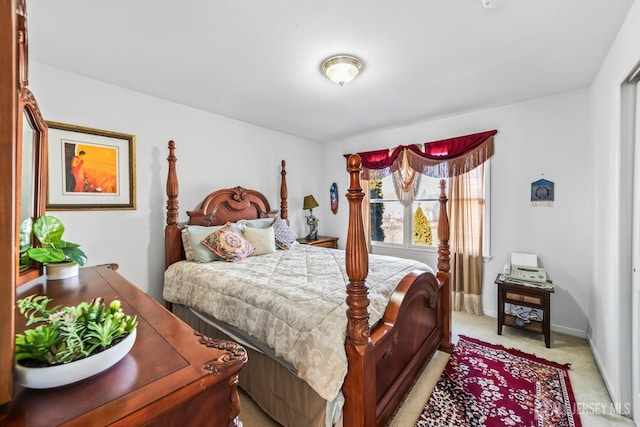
xmin=26 ymin=247 xmax=66 ymax=264
xmin=33 ymin=216 xmax=65 ymax=246
xmin=64 ymin=246 xmax=87 ymax=266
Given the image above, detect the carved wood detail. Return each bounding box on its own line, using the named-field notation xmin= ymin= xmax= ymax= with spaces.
xmin=345 ymin=154 xmax=371 ymax=345
xmin=280 ymin=160 xmax=288 ymax=223
xmin=228 ymin=374 xmax=242 ymax=427
xmin=17 ymin=88 xmax=44 ymax=125
xmin=342 ymin=153 xmax=376 ymax=426
xmin=201 ymin=213 xmax=215 ymax=227
xmin=382 ymin=330 xmax=399 ymax=360
xmin=437 ymin=178 xmax=453 ymax=353
xmin=164 ymin=140 xmax=181 ymax=271
xmin=17 ymin=0 xmax=27 ymax=90
xmin=196 ymin=332 xmax=248 ymax=374
xmin=166 ymin=140 xmax=179 ymax=227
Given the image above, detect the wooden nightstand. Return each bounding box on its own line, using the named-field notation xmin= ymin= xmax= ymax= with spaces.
xmin=297 ymin=236 xmax=339 ymax=249
xmin=495 ymin=274 xmax=555 ymax=348
xmin=3 ymin=264 xmax=247 ymax=426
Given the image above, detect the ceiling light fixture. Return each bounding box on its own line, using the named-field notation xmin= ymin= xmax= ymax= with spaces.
xmin=321 ymin=55 xmax=362 ymax=86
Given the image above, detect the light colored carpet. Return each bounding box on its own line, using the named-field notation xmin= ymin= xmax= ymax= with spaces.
xmin=239 ymin=311 xmax=636 ymax=426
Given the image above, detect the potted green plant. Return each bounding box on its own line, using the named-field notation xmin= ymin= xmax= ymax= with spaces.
xmin=14 ymin=294 xmax=138 ymax=389
xmin=26 ymin=215 xmax=87 ymax=279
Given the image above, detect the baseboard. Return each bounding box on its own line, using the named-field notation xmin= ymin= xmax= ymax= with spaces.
xmin=550 ymin=323 xmax=587 ymax=339
xmin=480 ymin=311 xmax=587 ymax=338
xmin=587 ymin=338 xmax=616 ymax=405
xmin=483 ymin=308 xmax=497 ymax=318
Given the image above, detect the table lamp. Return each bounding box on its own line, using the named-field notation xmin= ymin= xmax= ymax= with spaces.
xmin=303 ymin=194 xmax=319 ymax=240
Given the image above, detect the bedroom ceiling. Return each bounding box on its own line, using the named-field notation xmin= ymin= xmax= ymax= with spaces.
xmin=27 ymin=0 xmax=634 ymax=143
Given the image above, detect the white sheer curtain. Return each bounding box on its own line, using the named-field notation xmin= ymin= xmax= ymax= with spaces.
xmin=391 ymin=150 xmax=422 ymax=207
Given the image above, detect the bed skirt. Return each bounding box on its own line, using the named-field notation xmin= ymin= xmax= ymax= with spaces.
xmin=172 ymin=304 xmax=332 ymax=427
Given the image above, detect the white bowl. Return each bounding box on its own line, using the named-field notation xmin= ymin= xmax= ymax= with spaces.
xmin=15 ymin=328 xmax=136 ymax=389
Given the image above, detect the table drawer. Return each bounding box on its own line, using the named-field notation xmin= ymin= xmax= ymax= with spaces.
xmin=505 ymin=292 xmax=542 ymax=305
xmin=313 ymin=241 xmax=337 ymax=249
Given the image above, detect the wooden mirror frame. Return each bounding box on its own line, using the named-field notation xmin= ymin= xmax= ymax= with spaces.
xmin=0 ymin=0 xmax=18 ymax=406
xmin=15 ymin=0 xmax=46 ymax=286
xmin=0 ymin=0 xmax=47 ymax=405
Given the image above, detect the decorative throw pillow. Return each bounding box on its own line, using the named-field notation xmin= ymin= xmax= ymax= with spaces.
xmin=242 ymin=225 xmax=276 ymax=256
xmin=181 ymin=228 xmax=197 ymax=261
xmin=273 ymin=217 xmax=297 ymax=250
xmin=185 ymin=225 xmax=225 ymax=262
xmin=201 ymin=223 xmax=255 ymax=262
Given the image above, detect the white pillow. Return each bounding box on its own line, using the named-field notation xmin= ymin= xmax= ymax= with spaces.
xmin=238 ymin=218 xmax=275 ymax=229
xmin=242 ymin=225 xmax=276 ymax=256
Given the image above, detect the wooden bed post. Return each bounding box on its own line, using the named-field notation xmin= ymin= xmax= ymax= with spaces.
xmin=165 ymin=140 xmax=181 ymax=269
xmin=437 ymin=179 xmax=453 ymax=353
xmin=280 ymin=160 xmax=288 ymax=222
xmin=343 ymin=154 xmax=376 ymax=427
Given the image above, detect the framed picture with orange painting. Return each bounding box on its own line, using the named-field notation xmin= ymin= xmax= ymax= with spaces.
xmin=46 ymin=122 xmax=136 ymax=210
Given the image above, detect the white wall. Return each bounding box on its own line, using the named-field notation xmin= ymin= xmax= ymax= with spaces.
xmin=323 ymin=89 xmax=592 ymax=338
xmin=30 ymin=63 xmax=325 ymax=302
xmin=588 ymin=0 xmax=640 ymax=412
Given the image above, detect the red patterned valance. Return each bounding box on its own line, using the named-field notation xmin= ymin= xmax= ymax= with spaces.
xmin=345 ymin=130 xmax=497 ymax=179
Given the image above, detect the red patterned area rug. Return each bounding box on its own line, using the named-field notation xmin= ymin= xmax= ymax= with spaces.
xmin=416 ymin=335 xmax=582 ymax=427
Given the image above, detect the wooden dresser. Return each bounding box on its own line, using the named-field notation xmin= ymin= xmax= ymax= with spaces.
xmin=1 ymin=264 xmax=247 ymax=426
xmin=296 ymin=236 xmax=339 ymax=249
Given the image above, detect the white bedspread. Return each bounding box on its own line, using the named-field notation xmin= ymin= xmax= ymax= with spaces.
xmin=163 ymin=244 xmax=432 ymax=401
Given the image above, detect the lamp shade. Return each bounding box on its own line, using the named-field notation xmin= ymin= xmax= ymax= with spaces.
xmin=303 ymin=195 xmax=319 ymax=210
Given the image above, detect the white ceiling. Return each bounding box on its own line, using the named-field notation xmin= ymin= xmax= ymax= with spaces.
xmin=27 ymin=0 xmax=634 ymax=143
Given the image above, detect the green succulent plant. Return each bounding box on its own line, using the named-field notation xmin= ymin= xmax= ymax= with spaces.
xmin=26 ymin=215 xmax=87 ymax=266
xmin=15 ymin=295 xmax=137 ymax=367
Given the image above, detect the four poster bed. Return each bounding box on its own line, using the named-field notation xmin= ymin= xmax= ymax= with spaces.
xmin=163 ymin=141 xmax=452 ymax=427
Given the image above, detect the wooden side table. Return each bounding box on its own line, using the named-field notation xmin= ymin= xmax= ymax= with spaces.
xmin=495 ymin=274 xmax=555 ymax=348
xmin=3 ymin=264 xmax=247 ymax=426
xmin=297 ymin=235 xmax=339 ymax=249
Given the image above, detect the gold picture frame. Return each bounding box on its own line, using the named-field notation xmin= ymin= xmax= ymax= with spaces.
xmin=46 ymin=122 xmax=136 ymax=210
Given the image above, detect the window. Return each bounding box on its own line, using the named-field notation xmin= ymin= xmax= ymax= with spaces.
xmin=370 ymin=175 xmax=444 ymax=247
xmin=369 ymin=163 xmax=490 ymax=253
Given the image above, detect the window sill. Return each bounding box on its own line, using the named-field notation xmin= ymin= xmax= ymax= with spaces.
xmin=370 ymin=244 xmax=439 ymax=267
xmin=371 ymin=243 xmax=493 ymax=263
xmin=371 ymin=242 xmax=438 ymax=253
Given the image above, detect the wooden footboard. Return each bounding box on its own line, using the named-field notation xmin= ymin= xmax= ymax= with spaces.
xmin=343 ymin=154 xmax=451 ymax=427
xmin=371 ymin=271 xmax=444 ymax=422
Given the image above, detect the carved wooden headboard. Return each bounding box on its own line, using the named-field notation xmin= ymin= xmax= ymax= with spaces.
xmin=186 ymin=186 xmax=276 ymax=226
xmin=164 ymin=141 xmax=288 ymax=268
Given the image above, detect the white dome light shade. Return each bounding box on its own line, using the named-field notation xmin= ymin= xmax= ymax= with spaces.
xmin=321 ymin=55 xmax=362 ymax=86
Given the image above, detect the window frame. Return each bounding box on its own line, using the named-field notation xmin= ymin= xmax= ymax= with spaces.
xmin=369 ymin=160 xmax=492 ymax=259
